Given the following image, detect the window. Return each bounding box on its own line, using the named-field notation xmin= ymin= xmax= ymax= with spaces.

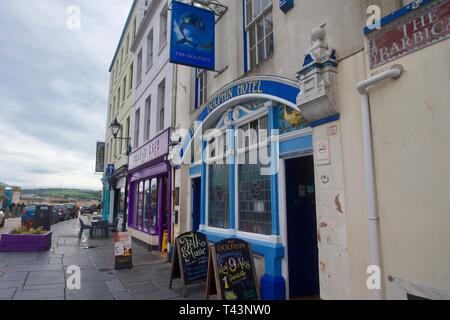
xmin=105 ymin=143 xmax=109 ymax=164
xmin=119 ymin=127 xmax=123 ymax=155
xmin=132 ymin=18 xmax=137 ymax=39
xmin=137 ymin=50 xmax=143 ymax=84
xmin=143 ymin=180 xmax=150 ymax=230
xmin=125 ymin=116 xmax=130 ymax=154
xmin=134 ymin=109 xmax=140 ymax=148
xmin=137 ymin=181 xmax=144 ymax=229
xmin=120 ymin=48 xmax=124 ymax=67
xmin=113 ymin=96 xmax=116 ymax=116
xmin=208 ymin=163 xmax=230 ymax=229
xmin=109 ymin=103 xmax=112 ymax=122
xmin=157 ymin=79 xmax=165 ymax=132
xmin=150 ymin=178 xmax=158 ymax=229
xmin=144 ymin=95 xmax=151 ymax=141
xmin=236 ymin=115 xmax=272 ymax=235
xmin=129 ymin=63 xmax=133 ymax=91
xmin=147 ymin=30 xmax=154 ymax=68
xmin=126 ymin=34 xmax=130 ymax=54
xmin=245 ymin=0 xmax=274 ymax=69
xmin=160 ymin=5 xmax=168 ymax=48
xmin=122 ymin=77 xmax=126 ymax=101
xmin=118 ymin=87 xmax=121 ymax=106
xmin=197 ymin=69 xmax=208 ymax=107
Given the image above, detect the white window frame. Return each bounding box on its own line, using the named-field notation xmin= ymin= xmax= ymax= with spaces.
xmin=197 ymin=69 xmax=208 ymax=107
xmin=245 ymin=0 xmax=274 ymax=69
xmin=146 ymin=29 xmax=154 ymax=70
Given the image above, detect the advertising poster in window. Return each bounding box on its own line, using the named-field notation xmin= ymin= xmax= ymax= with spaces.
xmin=170 ymin=1 xmax=215 ymax=70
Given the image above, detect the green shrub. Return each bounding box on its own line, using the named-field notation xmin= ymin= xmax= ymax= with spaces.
xmin=10 ymin=226 xmax=46 ymax=235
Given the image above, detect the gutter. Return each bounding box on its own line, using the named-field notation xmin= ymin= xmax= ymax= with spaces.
xmin=356 ymin=64 xmax=404 ymax=300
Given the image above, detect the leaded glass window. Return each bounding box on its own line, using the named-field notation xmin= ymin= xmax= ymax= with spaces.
xmin=208 ymin=164 xmax=230 ymax=229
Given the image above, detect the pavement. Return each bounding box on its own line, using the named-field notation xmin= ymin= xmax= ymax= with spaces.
xmin=0 ymin=217 xmax=207 ymax=300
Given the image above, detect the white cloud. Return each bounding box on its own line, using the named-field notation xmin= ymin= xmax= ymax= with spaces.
xmin=0 ymin=0 xmax=133 ymax=189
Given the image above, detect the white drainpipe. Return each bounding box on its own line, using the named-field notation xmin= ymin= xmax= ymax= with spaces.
xmin=356 ymin=65 xmax=403 ymax=300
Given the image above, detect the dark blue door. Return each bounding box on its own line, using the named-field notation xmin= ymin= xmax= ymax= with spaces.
xmin=192 ymin=178 xmax=201 ymax=231
xmin=286 ymin=156 xmax=320 ymax=299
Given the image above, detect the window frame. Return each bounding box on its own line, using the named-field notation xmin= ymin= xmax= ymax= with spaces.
xmin=245 ymin=0 xmax=274 ymax=70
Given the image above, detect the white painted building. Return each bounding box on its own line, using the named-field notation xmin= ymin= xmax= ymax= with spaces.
xmin=128 ymin=0 xmax=176 ymax=249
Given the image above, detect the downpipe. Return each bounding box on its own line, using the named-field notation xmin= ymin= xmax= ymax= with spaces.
xmin=356 ymin=65 xmax=403 ymax=300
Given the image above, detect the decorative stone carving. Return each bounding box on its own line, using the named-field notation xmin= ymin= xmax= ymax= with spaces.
xmin=297 ymin=25 xmax=339 ymax=123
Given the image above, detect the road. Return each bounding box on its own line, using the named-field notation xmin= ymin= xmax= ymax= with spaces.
xmin=0 ymin=218 xmax=21 ymax=234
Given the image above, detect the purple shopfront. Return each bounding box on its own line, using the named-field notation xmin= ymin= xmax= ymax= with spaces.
xmin=127 ymin=129 xmax=172 ymax=251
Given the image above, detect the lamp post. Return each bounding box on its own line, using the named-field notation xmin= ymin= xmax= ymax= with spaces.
xmin=109 ymin=118 xmax=132 ymax=232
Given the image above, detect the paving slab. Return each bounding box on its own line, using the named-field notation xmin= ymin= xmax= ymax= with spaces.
xmin=112 ymin=290 xmax=135 ymax=300
xmin=0 ymin=271 xmax=28 ymax=281
xmin=0 ymin=280 xmax=24 ymax=289
xmin=25 ymin=271 xmax=65 ymax=286
xmin=13 ymin=288 xmax=65 ymax=300
xmin=0 ymin=288 xmax=16 ymax=299
xmin=126 ymin=281 xmax=158 ymax=295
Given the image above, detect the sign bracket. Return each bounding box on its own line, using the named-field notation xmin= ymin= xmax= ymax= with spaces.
xmin=169 ymin=0 xmax=228 ymax=23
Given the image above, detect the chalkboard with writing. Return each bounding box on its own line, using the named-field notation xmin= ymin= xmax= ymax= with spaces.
xmin=206 ymin=238 xmax=259 ymax=300
xmin=169 ymin=231 xmax=209 ymax=296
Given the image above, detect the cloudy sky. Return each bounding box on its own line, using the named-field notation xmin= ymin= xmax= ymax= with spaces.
xmin=0 ymin=0 xmax=133 ymax=190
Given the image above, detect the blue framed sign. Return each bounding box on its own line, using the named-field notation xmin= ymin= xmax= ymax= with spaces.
xmin=280 ymin=0 xmax=294 ymax=13
xmin=170 ymin=1 xmax=215 ymax=70
xmin=106 ymin=164 xmax=115 ymax=176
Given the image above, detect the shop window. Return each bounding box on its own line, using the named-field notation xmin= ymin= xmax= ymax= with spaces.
xmin=245 ymin=0 xmax=274 ymax=69
xmin=208 ymin=163 xmax=230 ymax=229
xmin=144 ymin=180 xmax=150 ymax=230
xmin=150 ymin=178 xmax=158 ymax=229
xmin=137 ymin=181 xmax=144 ymax=229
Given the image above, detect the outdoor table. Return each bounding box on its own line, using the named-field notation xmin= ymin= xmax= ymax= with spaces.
xmin=91 ymin=219 xmax=110 ymax=238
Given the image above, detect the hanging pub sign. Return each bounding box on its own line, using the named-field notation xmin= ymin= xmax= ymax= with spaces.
xmin=169 ymin=1 xmax=215 ymax=70
xmin=280 ymin=0 xmax=294 ymax=13
xmin=169 ymin=231 xmax=209 ymax=297
xmin=114 ymin=232 xmax=133 ymax=270
xmin=95 ymin=141 xmax=105 ymax=173
xmin=206 ymin=238 xmax=259 ymax=300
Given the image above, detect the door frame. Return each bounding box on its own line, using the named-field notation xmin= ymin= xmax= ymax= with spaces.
xmin=281 ymin=152 xmax=318 ymax=299
xmin=188 ymin=174 xmax=201 ymax=231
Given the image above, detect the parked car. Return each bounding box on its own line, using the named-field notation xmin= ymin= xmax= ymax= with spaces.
xmin=55 ymin=204 xmax=70 ymax=221
xmin=50 ymin=206 xmax=60 ymax=224
xmin=80 ymin=205 xmax=97 ymax=215
xmin=63 ymin=203 xmax=78 ymax=219
xmin=0 ymin=210 xmax=5 ymax=227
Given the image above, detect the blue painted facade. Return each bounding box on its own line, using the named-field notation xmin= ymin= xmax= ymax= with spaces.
xmin=186 ymin=76 xmax=314 ymax=300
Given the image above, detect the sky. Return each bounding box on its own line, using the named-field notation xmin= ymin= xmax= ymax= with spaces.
xmin=0 ymin=0 xmax=133 ymax=190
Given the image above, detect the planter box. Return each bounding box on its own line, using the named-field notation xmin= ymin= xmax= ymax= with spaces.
xmin=0 ymin=232 xmax=52 ymax=252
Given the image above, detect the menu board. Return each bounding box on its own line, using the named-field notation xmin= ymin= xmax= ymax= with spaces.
xmin=169 ymin=232 xmax=209 ymax=296
xmin=114 ymin=232 xmax=133 ymax=270
xmin=206 ymin=238 xmax=259 ymax=300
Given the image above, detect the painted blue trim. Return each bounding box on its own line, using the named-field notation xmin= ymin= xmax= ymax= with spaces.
xmin=229 ymin=124 xmax=236 ymax=229
xmin=364 ymin=0 xmax=435 ymax=35
xmin=261 ymin=275 xmax=286 ymax=300
xmin=189 ymin=165 xmax=202 ymax=176
xmin=194 ymin=69 xmax=199 ymax=110
xmin=269 ymin=106 xmax=280 ymax=235
xmin=310 ymin=114 xmax=340 ymax=128
xmin=279 ymin=134 xmax=313 ymax=157
xmin=200 ymin=141 xmax=207 ymax=226
xmin=242 ymin=0 xmax=249 ymax=73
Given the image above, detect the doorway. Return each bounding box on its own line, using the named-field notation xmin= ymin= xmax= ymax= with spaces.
xmin=191 ymin=177 xmax=201 ymax=231
xmin=285 ymin=155 xmax=320 ymax=299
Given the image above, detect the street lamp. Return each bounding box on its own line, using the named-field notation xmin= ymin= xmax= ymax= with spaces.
xmin=109 ymin=118 xmax=132 ymax=155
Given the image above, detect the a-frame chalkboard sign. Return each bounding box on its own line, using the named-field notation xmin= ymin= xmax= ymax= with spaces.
xmin=169 ymin=231 xmax=209 ymax=297
xmin=206 ymin=238 xmax=260 ymax=300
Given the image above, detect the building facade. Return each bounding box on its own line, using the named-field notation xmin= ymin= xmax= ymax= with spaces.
xmin=170 ymin=0 xmax=450 ymax=300
xmin=102 ymin=0 xmax=140 ymax=226
xmin=127 ymin=0 xmax=176 ymax=250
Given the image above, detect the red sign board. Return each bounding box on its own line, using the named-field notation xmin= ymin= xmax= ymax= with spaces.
xmin=368 ymin=0 xmax=450 ymax=69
